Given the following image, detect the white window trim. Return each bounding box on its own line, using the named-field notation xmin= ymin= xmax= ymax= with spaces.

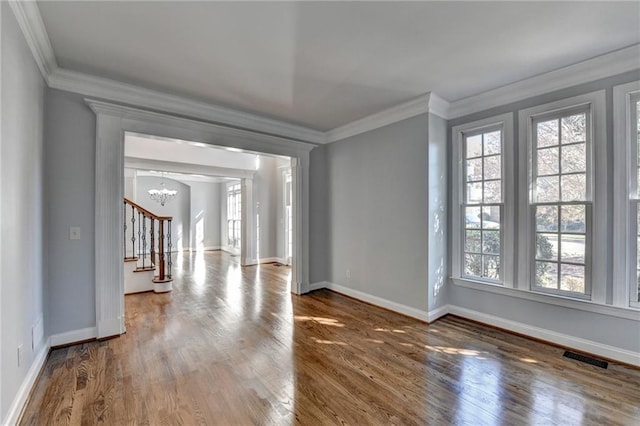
xmin=613 ymin=80 xmax=640 ymax=308
xmin=451 ymin=112 xmax=515 ymax=287
xmin=518 ymin=91 xmax=606 ymax=303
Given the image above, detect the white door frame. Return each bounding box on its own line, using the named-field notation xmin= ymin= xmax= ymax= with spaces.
xmin=88 ymin=99 xmax=315 ymax=339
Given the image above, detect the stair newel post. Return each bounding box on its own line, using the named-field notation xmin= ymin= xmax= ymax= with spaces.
xmin=141 ymin=214 xmax=147 ymax=269
xmin=167 ymin=219 xmax=173 ymax=279
xmin=158 ymin=219 xmax=166 ymax=281
xmin=130 ymin=204 xmax=136 ymax=259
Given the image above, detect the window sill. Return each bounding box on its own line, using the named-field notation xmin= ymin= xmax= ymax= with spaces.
xmin=451 ymin=277 xmax=640 ymax=321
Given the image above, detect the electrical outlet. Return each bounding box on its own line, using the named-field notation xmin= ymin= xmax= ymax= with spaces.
xmin=69 ymin=226 xmax=81 ymax=240
xmin=346 ymin=269 xmax=351 ymax=279
xmin=17 ymin=344 xmax=24 ymax=367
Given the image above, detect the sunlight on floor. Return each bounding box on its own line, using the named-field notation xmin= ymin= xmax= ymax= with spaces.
xmin=294 ymin=315 xmax=345 ymax=327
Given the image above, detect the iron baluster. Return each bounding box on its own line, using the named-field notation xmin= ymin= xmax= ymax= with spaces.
xmin=142 ymin=215 xmax=147 ymax=269
xmin=130 ymin=205 xmax=136 ymax=258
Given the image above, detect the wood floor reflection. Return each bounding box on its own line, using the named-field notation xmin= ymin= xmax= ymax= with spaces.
xmin=21 ymin=251 xmax=640 ymax=425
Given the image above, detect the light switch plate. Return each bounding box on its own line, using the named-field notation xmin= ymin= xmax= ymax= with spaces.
xmin=69 ymin=226 xmax=81 ymax=240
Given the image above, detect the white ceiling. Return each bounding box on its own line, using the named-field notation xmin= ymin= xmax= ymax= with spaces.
xmin=37 ymin=1 xmax=640 ymax=131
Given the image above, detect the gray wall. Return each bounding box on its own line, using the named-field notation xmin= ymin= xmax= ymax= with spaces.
xmin=447 ymin=69 xmax=640 ymax=353
xmin=135 ymin=176 xmax=191 ymax=251
xmin=428 ymin=113 xmax=448 ymax=311
xmin=309 ymin=145 xmax=328 ymax=282
xmin=1 ymin=3 xmax=46 ymax=420
xmin=186 ymin=181 xmax=221 ymax=250
xmin=44 ymin=89 xmax=96 ymax=336
xmin=326 ymin=114 xmax=430 ymax=311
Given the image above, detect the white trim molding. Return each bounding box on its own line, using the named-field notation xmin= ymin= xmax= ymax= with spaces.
xmin=324 ymin=282 xmax=430 ymax=322
xmin=308 ymin=281 xmax=329 ymax=292
xmin=448 ymin=305 xmax=640 ymax=367
xmin=427 ymin=304 xmax=450 ymax=323
xmin=613 ymin=80 xmax=640 ymax=307
xmin=326 ymin=92 xmax=450 ymax=142
xmin=87 ymin=99 xmax=314 ymax=337
xmin=50 ymin=68 xmax=327 ymax=144
xmin=452 ymin=278 xmax=640 ymax=321
xmin=448 ymin=44 xmax=640 ymax=119
xmin=3 ymin=341 xmax=50 ymax=426
xmin=7 ymin=0 xmax=57 ymax=83
xmin=49 ymin=327 xmax=98 ymax=348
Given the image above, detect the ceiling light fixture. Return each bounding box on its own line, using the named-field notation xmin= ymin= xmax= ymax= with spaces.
xmin=148 ymin=173 xmax=177 ymax=206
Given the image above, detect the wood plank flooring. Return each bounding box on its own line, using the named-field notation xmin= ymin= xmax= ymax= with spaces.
xmin=20 ymin=251 xmax=640 ymax=425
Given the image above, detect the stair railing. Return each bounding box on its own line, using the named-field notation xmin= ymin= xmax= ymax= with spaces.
xmin=124 ymin=198 xmax=173 ymax=283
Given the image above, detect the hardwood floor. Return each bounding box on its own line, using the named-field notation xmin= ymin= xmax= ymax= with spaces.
xmin=21 ymin=251 xmax=640 ymax=425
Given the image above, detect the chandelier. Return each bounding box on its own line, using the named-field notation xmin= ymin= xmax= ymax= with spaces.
xmin=148 ymin=175 xmax=177 ymax=206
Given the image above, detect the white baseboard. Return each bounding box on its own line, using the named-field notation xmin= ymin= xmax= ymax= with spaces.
xmin=308 ymin=281 xmax=328 ymax=292
xmin=427 ymin=304 xmax=450 ymax=322
xmin=50 ymin=327 xmax=97 ymax=347
xmin=324 ymin=282 xmax=430 ymax=322
xmin=244 ymin=257 xmax=285 ymax=266
xmin=3 ymin=340 xmax=50 ymax=426
xmin=202 ymin=246 xmax=221 ymax=251
xmin=449 ymin=306 xmax=640 ymax=367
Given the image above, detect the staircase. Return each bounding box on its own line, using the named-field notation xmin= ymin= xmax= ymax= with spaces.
xmin=124 ymin=198 xmax=173 ymax=294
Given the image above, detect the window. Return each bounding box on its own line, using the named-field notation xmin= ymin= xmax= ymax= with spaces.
xmin=613 ymin=81 xmax=640 ymax=307
xmin=227 ymin=183 xmax=241 ymax=249
xmin=452 ymin=113 xmax=514 ymax=286
xmin=519 ymin=91 xmax=606 ymax=303
xmin=462 ymin=128 xmax=503 ymax=280
xmin=634 ymin=95 xmax=640 ymax=304
xmin=531 ymin=109 xmax=590 ymax=295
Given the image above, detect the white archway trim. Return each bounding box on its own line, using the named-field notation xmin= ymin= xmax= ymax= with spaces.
xmin=87 ymin=99 xmax=315 ymax=339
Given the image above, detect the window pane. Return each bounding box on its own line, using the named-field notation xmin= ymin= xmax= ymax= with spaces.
xmin=537 ymin=119 xmax=559 ymax=147
xmin=560 ymin=205 xmax=585 ymax=233
xmin=465 ymin=230 xmax=481 ymax=253
xmin=560 ymin=264 xmax=585 ymax=293
xmin=561 ymin=113 xmax=586 ymax=144
xmin=464 ymin=253 xmax=482 ymax=276
xmin=536 ymin=233 xmax=557 ymax=261
xmin=561 ymin=143 xmax=586 ymax=173
xmin=465 ymin=207 xmax=481 ymax=228
xmin=560 ymin=234 xmax=585 ymax=264
xmin=536 ymin=206 xmax=558 ymax=232
xmin=484 ymin=155 xmax=501 ymax=180
xmin=483 ymin=255 xmax=500 ymax=279
xmin=467 ymin=182 xmax=482 ymax=203
xmin=483 ymin=180 xmax=501 ymax=203
xmin=466 ymin=158 xmax=482 ymax=182
xmin=482 ymin=231 xmax=500 ymax=254
xmin=537 ymin=147 xmax=559 ymax=176
xmin=466 ymin=135 xmax=482 ymax=158
xmin=536 ymin=261 xmax=558 ymax=288
xmin=536 ymin=176 xmax=559 ymax=202
xmin=484 ymin=131 xmax=501 ymax=155
xmin=561 ymin=174 xmax=586 ymax=201
xmin=482 ymin=206 xmax=500 ymax=229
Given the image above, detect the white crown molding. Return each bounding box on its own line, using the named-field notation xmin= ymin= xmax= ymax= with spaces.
xmin=327 ymin=94 xmax=427 ymax=142
xmin=326 ymin=92 xmax=451 ymax=142
xmin=8 ymin=0 xmax=57 ymax=83
xmin=86 ymin=99 xmax=316 ymax=155
xmin=448 ymin=44 xmax=640 ymax=119
xmin=10 ymin=1 xmax=640 ymax=145
xmin=50 ymin=68 xmax=327 ymax=144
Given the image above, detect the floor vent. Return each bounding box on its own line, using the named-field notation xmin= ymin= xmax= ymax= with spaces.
xmin=563 ymin=351 xmax=608 ymax=369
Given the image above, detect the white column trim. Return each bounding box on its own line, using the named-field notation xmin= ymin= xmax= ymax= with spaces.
xmin=613 ymin=81 xmax=640 ymax=307
xmin=88 ymin=100 xmax=314 ymax=334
